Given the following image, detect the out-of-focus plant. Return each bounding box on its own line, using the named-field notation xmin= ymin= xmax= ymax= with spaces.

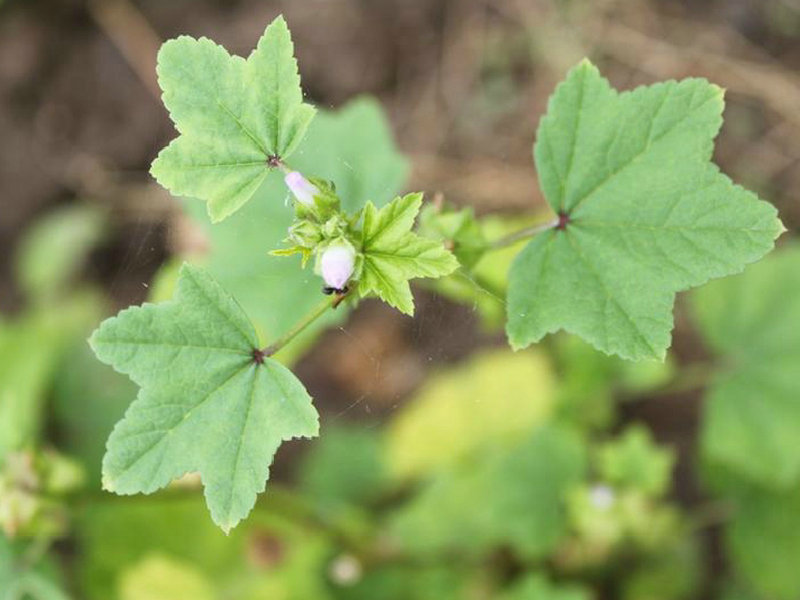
xmin=2 ymin=11 xmax=798 ymax=600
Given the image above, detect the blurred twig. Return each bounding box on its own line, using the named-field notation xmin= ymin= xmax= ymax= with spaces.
xmin=87 ymin=0 xmax=162 ymax=101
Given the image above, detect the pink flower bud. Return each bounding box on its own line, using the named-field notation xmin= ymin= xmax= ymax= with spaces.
xmin=320 ymin=242 xmax=355 ymax=290
xmin=284 ymin=171 xmax=320 ymax=206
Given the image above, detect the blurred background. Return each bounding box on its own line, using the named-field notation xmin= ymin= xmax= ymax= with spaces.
xmin=1 ymin=0 xmax=800 ymax=599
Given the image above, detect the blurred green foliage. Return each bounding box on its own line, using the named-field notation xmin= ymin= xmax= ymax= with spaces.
xmin=1 ymin=98 xmax=799 ymax=600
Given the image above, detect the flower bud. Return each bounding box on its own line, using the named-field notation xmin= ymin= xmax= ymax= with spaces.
xmin=319 ymin=242 xmax=356 ymax=290
xmin=284 ymin=171 xmax=320 ymax=206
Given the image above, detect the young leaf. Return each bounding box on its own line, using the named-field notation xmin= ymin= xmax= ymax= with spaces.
xmin=359 ymin=193 xmax=459 ymax=315
xmin=150 ymin=16 xmax=314 ymax=222
xmin=88 ymin=263 xmax=318 ymax=532
xmin=692 ymin=245 xmax=800 ymax=489
xmin=507 ymin=60 xmax=783 ymax=361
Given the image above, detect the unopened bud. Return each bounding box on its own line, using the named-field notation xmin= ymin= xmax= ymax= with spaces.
xmin=285 ymin=171 xmax=320 ymax=206
xmin=320 ymin=242 xmax=356 ymax=290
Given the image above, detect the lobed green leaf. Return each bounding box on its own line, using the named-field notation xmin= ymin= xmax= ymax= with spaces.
xmin=359 ymin=193 xmax=459 ymax=315
xmin=89 ymin=263 xmax=318 ymax=532
xmin=150 ymin=16 xmax=315 ymax=222
xmin=693 ymin=244 xmax=800 ymax=489
xmin=507 ymin=60 xmax=783 ymax=361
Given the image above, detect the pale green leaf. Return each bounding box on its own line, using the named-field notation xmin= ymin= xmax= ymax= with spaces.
xmin=507 ymin=60 xmax=783 ymax=361
xmin=178 ymin=98 xmax=408 ymax=362
xmin=501 ymin=574 xmax=592 ymax=600
xmin=298 ymin=424 xmax=386 ymax=508
xmin=385 ymin=349 xmax=556 ymax=480
xmin=390 ymin=426 xmax=586 ymax=560
xmin=693 ymin=244 xmax=800 ymax=488
xmin=150 ymin=16 xmax=315 ymax=222
xmin=88 ymin=263 xmax=318 ymax=531
xmin=597 ymin=425 xmax=675 ymax=496
xmin=359 ymin=193 xmax=459 ymax=315
xmin=119 ymin=555 xmax=215 ymax=600
xmin=76 ymin=495 xmax=333 ymax=600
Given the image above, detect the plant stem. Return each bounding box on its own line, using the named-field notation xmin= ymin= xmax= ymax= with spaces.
xmin=488 ymin=217 xmax=560 ymax=250
xmin=647 ymin=362 xmax=716 ymax=398
xmin=262 ymin=293 xmax=347 ymax=356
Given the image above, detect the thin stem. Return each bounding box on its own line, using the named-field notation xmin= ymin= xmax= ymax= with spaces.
xmin=261 ymin=293 xmax=347 ymax=356
xmin=489 ymin=217 xmax=560 ymax=250
xmin=643 ymin=362 xmax=716 ymax=398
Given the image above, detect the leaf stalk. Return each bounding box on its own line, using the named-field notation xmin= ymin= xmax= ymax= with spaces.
xmin=262 ymin=291 xmax=349 ymax=356
xmin=489 ymin=217 xmax=560 ymax=250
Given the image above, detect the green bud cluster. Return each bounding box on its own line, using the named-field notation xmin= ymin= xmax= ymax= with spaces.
xmin=276 ymin=176 xmax=364 ymax=291
xmin=0 ymin=450 xmax=85 ymax=539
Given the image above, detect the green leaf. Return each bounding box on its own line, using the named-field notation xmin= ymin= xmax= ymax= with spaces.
xmin=177 ymin=98 xmax=408 ymax=362
xmin=0 ymin=535 xmax=70 ymax=600
xmin=500 ymin=574 xmax=592 ymax=600
xmin=150 ymin=16 xmax=314 ymax=222
xmin=336 ymin=564 xmax=477 ymax=600
xmin=425 ymin=214 xmax=539 ymax=329
xmin=596 ymin=425 xmax=675 ymax=496
xmin=693 ymin=244 xmax=800 ymax=488
xmin=118 ymin=555 xmax=215 ymax=600
xmin=298 ymin=425 xmax=386 ymax=508
xmin=385 ymin=349 xmax=556 ymax=480
xmin=554 ymin=335 xmax=674 ymax=430
xmin=507 ymin=60 xmax=783 ymax=361
xmin=359 ymin=193 xmax=459 ymax=315
xmin=390 ymin=426 xmax=586 ymax=560
xmin=15 ymin=204 xmax=105 ymax=304
xmin=0 ymin=293 xmax=101 ymax=461
xmin=724 ymin=484 xmax=800 ymax=600
xmin=76 ymin=495 xmax=333 ymax=600
xmin=88 ymin=263 xmax=318 ymax=531
xmin=621 ymin=539 xmax=701 ymax=600
xmin=417 ymin=203 xmax=488 ymax=269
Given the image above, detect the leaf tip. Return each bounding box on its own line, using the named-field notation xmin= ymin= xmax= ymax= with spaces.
xmin=270 ymin=13 xmax=289 ymax=28
xmin=101 ymin=473 xmax=117 ymax=493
